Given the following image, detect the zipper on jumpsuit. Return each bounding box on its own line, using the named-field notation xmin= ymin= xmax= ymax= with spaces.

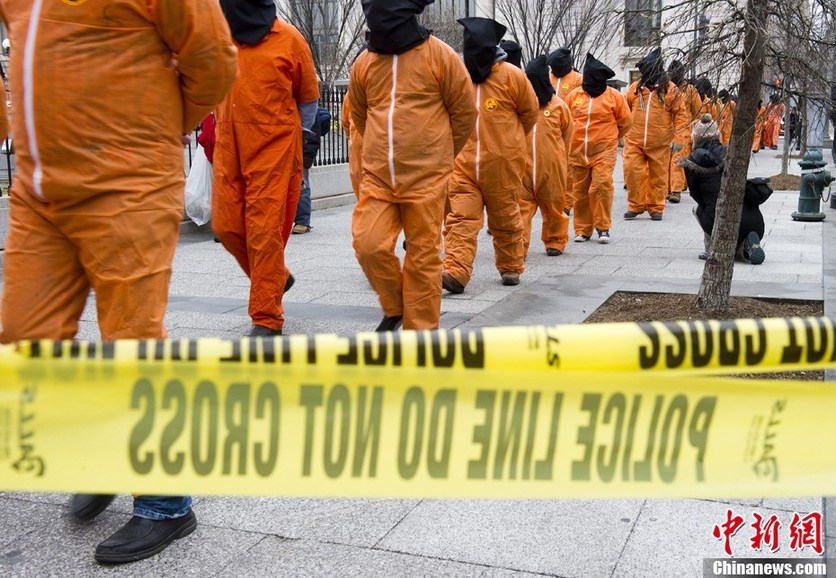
xmin=24 ymin=0 xmax=46 ymax=198
xmin=583 ymin=98 xmax=593 ymax=165
xmin=387 ymin=55 xmax=398 ymax=189
xmin=475 ymin=84 xmax=481 ymax=182
xmin=531 ymin=124 xmax=538 ymax=186
xmin=643 ymin=91 xmax=651 ymax=149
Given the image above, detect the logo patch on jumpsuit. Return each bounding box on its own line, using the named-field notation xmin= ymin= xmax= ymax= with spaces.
xmin=543 ymin=110 xmax=551 ymax=118
xmin=484 ymin=98 xmax=499 ymax=111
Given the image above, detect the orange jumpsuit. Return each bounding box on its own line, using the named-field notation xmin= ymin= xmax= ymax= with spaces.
xmin=519 ymin=95 xmax=573 ymax=256
xmin=753 ymin=105 xmax=766 ymax=151
xmin=764 ymin=102 xmax=784 ymax=148
xmin=624 ymin=81 xmax=689 ymax=217
xmin=0 ymin=77 xmax=6 ymax=142
xmin=213 ymin=18 xmax=319 ymax=333
xmin=444 ymin=61 xmax=538 ymax=287
xmin=0 ymin=0 xmax=237 ymax=343
xmin=551 ymin=69 xmax=583 ymax=102
xmin=719 ymin=100 xmax=736 ymax=146
xmin=350 ymin=36 xmax=475 ymax=330
xmin=565 ymin=86 xmax=632 ymax=237
xmin=668 ymin=83 xmax=703 ymax=195
xmin=549 ymin=68 xmax=583 ymax=241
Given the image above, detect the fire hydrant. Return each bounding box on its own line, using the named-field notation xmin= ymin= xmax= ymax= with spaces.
xmin=792 ymin=148 xmax=834 ymax=221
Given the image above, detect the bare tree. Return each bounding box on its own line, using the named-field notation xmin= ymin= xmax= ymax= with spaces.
xmin=277 ymin=0 xmax=366 ymax=86
xmin=493 ymin=0 xmax=621 ymax=64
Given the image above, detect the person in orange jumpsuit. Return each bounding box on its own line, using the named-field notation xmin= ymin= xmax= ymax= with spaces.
xmin=519 ymin=55 xmax=573 ymax=257
xmin=623 ymin=48 xmax=689 ymax=221
xmin=764 ymin=93 xmax=785 ymax=150
xmin=442 ymin=17 xmax=538 ymax=292
xmin=666 ymin=60 xmax=702 ymax=203
xmin=213 ymin=2 xmax=320 ymax=337
xmin=350 ymin=0 xmax=475 ymax=331
xmin=0 ymin=0 xmax=236 ymax=564
xmin=753 ymin=100 xmax=766 ymax=152
xmin=547 ymin=45 xmax=583 ymax=224
xmin=565 ymin=53 xmax=631 ymax=243
xmin=717 ymin=89 xmax=736 ymax=146
xmin=694 ymin=77 xmax=720 ymax=121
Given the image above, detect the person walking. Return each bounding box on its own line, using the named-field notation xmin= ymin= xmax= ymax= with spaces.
xmin=752 ymin=100 xmax=766 ymax=153
xmin=623 ymin=48 xmax=689 ymax=221
xmin=519 ymin=55 xmax=573 ymax=257
xmin=717 ymin=89 xmax=736 ymax=146
xmin=666 ymin=60 xmax=702 ymax=203
xmin=763 ymin=93 xmax=784 ymax=150
xmin=442 ymin=16 xmax=538 ymax=293
xmin=0 ymin=0 xmax=236 ymax=563
xmin=350 ymin=0 xmax=475 ymax=331
xmin=565 ymin=53 xmax=632 ymax=244
xmin=212 ymin=0 xmax=320 ymax=337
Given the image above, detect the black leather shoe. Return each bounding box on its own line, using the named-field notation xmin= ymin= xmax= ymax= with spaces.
xmin=284 ymin=274 xmax=295 ymax=293
xmin=441 ymin=271 xmax=465 ymax=294
xmin=95 ymin=510 xmax=197 ymax=564
xmin=375 ymin=315 xmax=403 ymax=332
xmin=71 ymin=494 xmax=115 ymax=522
xmin=248 ymin=325 xmax=282 ymax=337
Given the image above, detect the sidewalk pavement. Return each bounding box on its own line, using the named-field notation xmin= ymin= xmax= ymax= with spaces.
xmin=1 ymin=141 xmax=834 ymax=577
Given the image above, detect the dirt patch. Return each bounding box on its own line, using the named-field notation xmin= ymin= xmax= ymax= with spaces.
xmin=583 ymin=291 xmax=823 ymax=381
xmin=767 ymin=173 xmax=801 ymax=191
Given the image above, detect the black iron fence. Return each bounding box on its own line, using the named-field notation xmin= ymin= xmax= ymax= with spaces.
xmin=1 ymin=85 xmax=350 ymax=194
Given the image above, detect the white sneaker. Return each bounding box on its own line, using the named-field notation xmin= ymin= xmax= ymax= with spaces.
xmin=597 ymin=230 xmax=610 ymax=244
xmin=574 ymin=234 xmax=590 ymax=243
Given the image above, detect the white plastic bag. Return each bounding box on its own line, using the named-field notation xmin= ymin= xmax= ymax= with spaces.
xmin=184 ymin=145 xmax=213 ymax=226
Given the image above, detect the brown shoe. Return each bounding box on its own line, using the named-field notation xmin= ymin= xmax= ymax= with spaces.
xmin=500 ymin=272 xmax=520 ymax=286
xmin=667 ymin=192 xmax=681 ymax=203
xmin=441 ymin=271 xmax=465 ymax=294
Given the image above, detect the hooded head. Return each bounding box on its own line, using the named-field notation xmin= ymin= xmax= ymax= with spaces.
xmin=459 ymin=17 xmax=507 ymax=84
xmin=694 ymin=77 xmax=713 ymax=99
xmin=637 ymin=47 xmax=664 ymax=87
xmin=525 ymin=55 xmax=556 ymax=107
xmin=219 ymin=0 xmax=276 ymax=45
xmin=668 ymin=60 xmax=685 ymax=86
xmin=547 ymin=47 xmax=573 ymax=78
xmin=718 ymin=89 xmax=730 ymax=103
xmin=361 ymin=0 xmax=433 ymax=55
xmin=769 ymin=93 xmax=780 ymax=104
xmin=582 ymin=53 xmax=614 ymax=98
xmin=692 ymin=113 xmax=721 ymax=148
xmin=500 ymin=39 xmax=522 ymax=68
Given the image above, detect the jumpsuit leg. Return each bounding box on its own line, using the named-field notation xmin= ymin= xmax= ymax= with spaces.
xmin=589 ymin=148 xmax=617 ymax=233
xmin=646 ymin=145 xmax=671 ymax=215
xmin=443 ymin=173 xmax=485 ymax=287
xmin=483 ymin=181 xmax=525 ymax=276
xmin=352 ymin=192 xmax=404 ymax=319
xmin=623 ymin=142 xmax=649 ymax=214
xmin=517 ymin=185 xmax=538 ymax=258
xmin=400 ymin=190 xmax=446 ymax=329
xmin=571 ymin=163 xmax=594 ymax=238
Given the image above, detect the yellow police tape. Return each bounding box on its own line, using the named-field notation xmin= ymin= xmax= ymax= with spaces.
xmin=0 ymin=316 xmax=835 ymax=498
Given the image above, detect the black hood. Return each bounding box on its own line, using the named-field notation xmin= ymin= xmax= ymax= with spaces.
xmin=459 ymin=17 xmax=507 ymax=84
xmin=637 ymin=47 xmax=664 ymax=87
xmin=694 ymin=77 xmax=713 ymax=99
xmin=525 ymin=55 xmax=555 ymax=106
xmin=500 ymin=39 xmax=522 ymax=68
xmin=582 ymin=53 xmax=614 ymax=98
xmin=668 ymin=60 xmax=685 ymax=86
xmin=361 ymin=0 xmax=433 ymax=55
xmin=220 ymin=0 xmax=276 ymax=45
xmin=718 ymin=89 xmax=730 ymax=103
xmin=548 ymin=48 xmax=573 ymax=78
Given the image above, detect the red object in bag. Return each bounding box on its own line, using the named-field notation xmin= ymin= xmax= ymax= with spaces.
xmin=197 ymin=113 xmax=217 ymax=164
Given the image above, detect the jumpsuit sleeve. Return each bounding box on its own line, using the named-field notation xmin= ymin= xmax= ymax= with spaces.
xmin=514 ymin=69 xmax=540 ymax=135
xmin=153 ymin=0 xmax=239 ymax=133
xmin=438 ymin=47 xmax=476 ymax=157
xmin=560 ymin=103 xmax=573 ymax=150
xmin=341 ymin=95 xmax=352 ymax=136
xmin=669 ymin=87 xmax=691 ymax=146
xmin=348 ymin=57 xmax=368 ymax=137
xmin=614 ymin=92 xmax=633 ymax=139
xmin=292 ymin=36 xmax=320 ymax=105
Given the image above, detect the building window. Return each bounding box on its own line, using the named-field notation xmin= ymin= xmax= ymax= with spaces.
xmin=624 ymin=0 xmax=661 ymax=47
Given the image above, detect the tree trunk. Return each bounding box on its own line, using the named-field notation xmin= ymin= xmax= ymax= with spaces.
xmin=696 ymin=0 xmax=768 ymax=312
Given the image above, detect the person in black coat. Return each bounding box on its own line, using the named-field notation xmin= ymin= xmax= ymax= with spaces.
xmin=679 ymin=113 xmax=770 ymax=264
